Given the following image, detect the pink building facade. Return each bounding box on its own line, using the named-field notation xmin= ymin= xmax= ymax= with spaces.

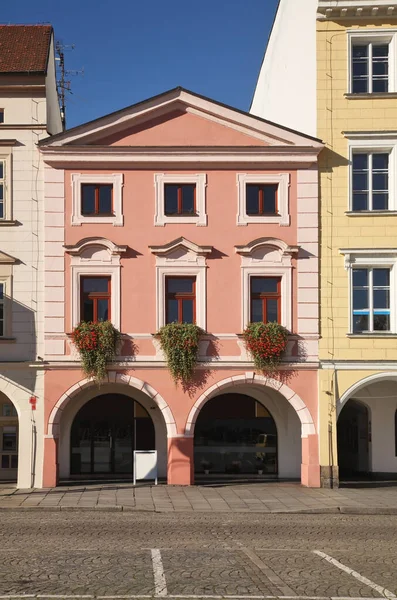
xmin=39 ymin=88 xmax=323 ymax=487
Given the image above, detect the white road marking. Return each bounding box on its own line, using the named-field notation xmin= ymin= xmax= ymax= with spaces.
xmin=239 ymin=547 xmax=295 ymax=596
xmin=313 ymin=550 xmax=397 ymax=598
xmin=151 ymin=548 xmax=168 ymax=597
xmin=0 ymin=595 xmax=344 ymax=600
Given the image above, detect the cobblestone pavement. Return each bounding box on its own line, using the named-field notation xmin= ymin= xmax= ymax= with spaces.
xmin=2 ymin=481 xmax=397 ymax=513
xmin=0 ymin=511 xmax=397 ymax=598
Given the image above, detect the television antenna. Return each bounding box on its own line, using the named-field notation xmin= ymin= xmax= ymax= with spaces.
xmin=55 ymin=41 xmax=84 ymax=129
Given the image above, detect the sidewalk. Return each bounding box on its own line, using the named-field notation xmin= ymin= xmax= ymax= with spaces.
xmin=2 ymin=481 xmax=397 ymax=513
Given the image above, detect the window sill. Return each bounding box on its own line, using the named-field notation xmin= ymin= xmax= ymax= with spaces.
xmin=345 ymin=93 xmax=397 ymax=99
xmin=0 ymin=220 xmax=18 ymax=226
xmin=0 ymin=337 xmax=16 ymax=343
xmin=345 ymin=211 xmax=397 ymax=217
xmin=72 ymin=215 xmax=123 ymax=227
xmin=237 ymin=214 xmax=289 ymax=226
xmin=347 ymin=333 xmax=397 ymax=338
xmin=155 ymin=215 xmax=207 ymax=227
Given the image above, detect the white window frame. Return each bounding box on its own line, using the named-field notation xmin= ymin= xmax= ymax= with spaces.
xmin=156 ymin=265 xmax=206 ymax=330
xmin=0 ymin=149 xmax=12 ymax=222
xmin=154 ymin=173 xmax=207 ymax=227
xmin=349 ymin=143 xmax=394 ymax=212
xmin=236 ymin=239 xmax=297 ymax=331
xmin=237 ymin=173 xmax=290 ymax=226
xmin=348 ymin=30 xmax=396 ymax=94
xmin=341 ymin=249 xmax=397 ymax=334
xmin=71 ymin=173 xmax=124 ymax=227
xmin=71 ymin=265 xmax=120 ymax=329
xmin=66 ymin=239 xmax=126 ymax=329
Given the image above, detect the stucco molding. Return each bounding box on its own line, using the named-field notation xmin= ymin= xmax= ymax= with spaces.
xmin=71 ymin=172 xmax=124 ymax=227
xmin=47 ymin=375 xmax=177 ymax=439
xmin=150 ymin=238 xmax=210 ymax=331
xmin=185 ymin=372 xmax=316 ymax=438
xmin=318 ymin=1 xmax=397 ymax=19
xmin=154 ymin=173 xmax=207 ymax=226
xmin=236 ymin=238 xmax=296 ymax=331
xmin=236 ymin=172 xmax=291 ymax=226
xmin=66 ymin=238 xmax=126 ymax=329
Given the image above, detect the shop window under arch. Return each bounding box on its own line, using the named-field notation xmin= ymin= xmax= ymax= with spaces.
xmin=194 ymin=393 xmax=277 ymax=476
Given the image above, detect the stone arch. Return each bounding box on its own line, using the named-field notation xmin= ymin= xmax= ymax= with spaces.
xmin=185 ymin=371 xmax=315 ymax=437
xmin=337 ymin=372 xmax=397 ymax=417
xmin=47 ymin=373 xmax=177 ymax=439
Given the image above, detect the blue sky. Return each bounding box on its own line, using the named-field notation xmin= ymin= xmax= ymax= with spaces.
xmin=3 ymin=0 xmax=278 ymax=128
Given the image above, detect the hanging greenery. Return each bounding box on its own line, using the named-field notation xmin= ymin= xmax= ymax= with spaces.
xmin=157 ymin=322 xmax=204 ymax=384
xmin=71 ymin=321 xmax=121 ymax=382
xmin=243 ymin=321 xmax=289 ymax=373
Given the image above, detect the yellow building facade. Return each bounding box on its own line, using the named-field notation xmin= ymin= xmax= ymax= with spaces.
xmin=252 ymin=0 xmax=397 ymax=486
xmin=317 ymin=3 xmax=397 ymax=486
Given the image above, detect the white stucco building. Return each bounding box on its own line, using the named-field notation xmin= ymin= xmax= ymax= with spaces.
xmin=250 ymin=0 xmax=318 ymax=138
xmin=0 ymin=25 xmax=62 ymax=487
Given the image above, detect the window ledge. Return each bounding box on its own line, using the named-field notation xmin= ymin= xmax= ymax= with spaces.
xmin=347 ymin=333 xmax=397 ymax=339
xmin=0 ymin=337 xmax=16 ymax=343
xmin=345 ymin=211 xmax=397 ymax=217
xmin=0 ymin=220 xmax=18 ymax=226
xmin=345 ymin=93 xmax=397 ymax=99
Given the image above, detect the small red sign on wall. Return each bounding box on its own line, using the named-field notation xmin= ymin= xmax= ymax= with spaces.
xmin=29 ymin=396 xmax=37 ymax=410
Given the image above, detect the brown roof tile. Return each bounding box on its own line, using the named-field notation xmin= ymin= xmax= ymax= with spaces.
xmin=0 ymin=25 xmax=52 ymax=73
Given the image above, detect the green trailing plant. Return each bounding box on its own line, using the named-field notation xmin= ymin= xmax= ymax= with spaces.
xmin=243 ymin=321 xmax=289 ymax=373
xmin=71 ymin=320 xmax=121 ymax=382
xmin=157 ymin=322 xmax=204 ymax=384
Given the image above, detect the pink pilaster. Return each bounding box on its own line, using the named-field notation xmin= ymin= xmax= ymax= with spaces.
xmin=301 ymin=434 xmax=320 ymax=487
xmin=167 ymin=437 xmax=194 ymax=485
xmin=43 ymin=437 xmax=58 ymax=488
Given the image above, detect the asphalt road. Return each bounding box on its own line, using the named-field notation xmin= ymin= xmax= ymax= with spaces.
xmin=1 ymin=511 xmax=397 ymax=599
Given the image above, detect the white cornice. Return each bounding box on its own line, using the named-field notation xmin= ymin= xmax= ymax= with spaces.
xmin=235 ymin=237 xmax=299 ymax=256
xmin=318 ymin=1 xmax=397 ymax=19
xmin=64 ymin=237 xmax=128 ymax=256
xmin=39 ymin=146 xmax=321 ymax=166
xmin=149 ymin=237 xmax=212 ymax=257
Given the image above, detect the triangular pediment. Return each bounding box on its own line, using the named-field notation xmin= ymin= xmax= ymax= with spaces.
xmin=39 ymin=88 xmax=322 ymax=150
xmin=0 ymin=250 xmax=17 ymax=264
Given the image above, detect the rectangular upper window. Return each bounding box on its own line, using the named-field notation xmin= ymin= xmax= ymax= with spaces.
xmin=71 ymin=173 xmax=123 ymax=226
xmin=246 ymin=184 xmax=278 ymax=216
xmin=154 ymin=174 xmax=207 ymax=226
xmin=250 ymin=277 xmax=281 ymax=324
xmin=80 ymin=276 xmax=111 ymax=323
xmin=352 ymin=152 xmax=389 ymax=211
xmin=0 ymin=160 xmax=5 ymax=220
xmin=165 ymin=276 xmax=196 ymax=324
xmin=0 ymin=110 xmax=4 ymax=124
xmin=164 ymin=184 xmax=196 ymax=216
xmin=0 ymin=282 xmax=5 ymax=337
xmin=352 ymin=43 xmax=389 ymax=94
xmin=81 ymin=184 xmax=113 ymax=216
xmin=352 ymin=267 xmax=390 ymax=333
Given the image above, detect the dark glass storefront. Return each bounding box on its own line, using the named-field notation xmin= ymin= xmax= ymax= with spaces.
xmin=70 ymin=394 xmax=155 ymax=477
xmin=194 ymin=393 xmax=277 ymax=475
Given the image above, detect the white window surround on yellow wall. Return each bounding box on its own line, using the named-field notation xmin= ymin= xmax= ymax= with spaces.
xmin=340 ymin=248 xmax=397 ymax=335
xmin=149 ymin=238 xmax=212 ymax=330
xmin=154 ymin=173 xmax=207 ymax=226
xmin=236 ymin=173 xmax=290 ymax=226
xmin=235 ymin=238 xmax=298 ymax=331
xmin=71 ymin=173 xmax=124 ymax=226
xmin=346 ymin=134 xmax=397 ymax=212
xmin=0 ymin=148 xmax=13 ymax=222
xmin=347 ymin=30 xmax=397 ymax=94
xmin=0 ymin=251 xmax=17 ymax=340
xmin=65 ymin=238 xmax=127 ymax=329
